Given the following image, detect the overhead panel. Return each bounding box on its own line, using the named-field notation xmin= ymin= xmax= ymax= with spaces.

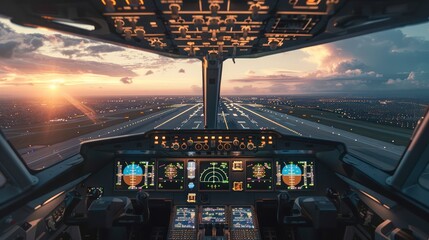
xmin=98 ymin=0 xmax=341 ymax=59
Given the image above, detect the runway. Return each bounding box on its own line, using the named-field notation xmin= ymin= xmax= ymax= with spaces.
xmin=24 ymin=100 xmax=405 ymax=170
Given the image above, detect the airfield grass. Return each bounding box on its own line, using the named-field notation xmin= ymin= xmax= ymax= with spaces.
xmin=8 ymin=107 xmax=167 ymax=149
xmin=264 ymin=105 xmax=413 ymax=146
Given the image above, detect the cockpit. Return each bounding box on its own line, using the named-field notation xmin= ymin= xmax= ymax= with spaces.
xmin=42 ymin=129 xmax=350 ymax=240
xmin=0 ymin=0 xmax=429 ymax=239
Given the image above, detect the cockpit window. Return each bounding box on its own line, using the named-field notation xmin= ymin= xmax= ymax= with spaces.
xmin=0 ymin=16 xmax=428 ymax=170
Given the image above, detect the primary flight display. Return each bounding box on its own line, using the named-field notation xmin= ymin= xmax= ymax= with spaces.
xmin=114 ymin=160 xmax=156 ymax=190
xmin=114 ymin=159 xmax=315 ymax=191
xmin=275 ymin=160 xmax=315 ymax=190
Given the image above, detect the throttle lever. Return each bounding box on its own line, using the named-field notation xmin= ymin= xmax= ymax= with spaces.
xmin=326 ymin=188 xmax=341 ymax=209
xmin=277 ymin=191 xmax=291 ymax=224
xmin=135 ymin=191 xmax=150 ymax=223
xmin=63 ymin=190 xmax=85 ymax=225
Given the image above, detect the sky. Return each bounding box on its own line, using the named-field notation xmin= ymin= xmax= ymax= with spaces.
xmin=0 ymin=16 xmax=429 ymax=97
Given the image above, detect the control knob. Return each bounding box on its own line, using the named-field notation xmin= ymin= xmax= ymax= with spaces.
xmin=247 ymin=142 xmax=255 ymax=150
xmin=172 ymin=142 xmax=180 ymax=150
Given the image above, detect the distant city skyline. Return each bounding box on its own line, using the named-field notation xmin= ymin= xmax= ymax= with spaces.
xmin=0 ymin=17 xmax=428 ymax=97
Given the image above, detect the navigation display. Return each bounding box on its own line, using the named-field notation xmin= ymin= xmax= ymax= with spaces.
xmin=231 ymin=207 xmax=255 ymax=229
xmin=173 ymin=207 xmax=196 ymax=229
xmin=157 ymin=160 xmax=185 ymax=190
xmin=246 ymin=160 xmax=273 ymax=190
xmin=275 ymin=160 xmax=315 ymax=190
xmin=199 ymin=161 xmax=229 ymax=190
xmin=114 ymin=160 xmax=156 ymax=190
xmin=201 ymin=206 xmax=226 ymax=223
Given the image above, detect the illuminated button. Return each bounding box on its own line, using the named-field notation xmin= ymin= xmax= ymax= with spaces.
xmin=233 ymin=182 xmax=243 ymax=191
xmin=154 ymin=141 xmax=159 ymax=144
xmin=261 ymin=136 xmax=265 ymax=140
xmin=211 ymin=136 xmax=216 ymax=140
xmin=188 ymin=182 xmax=195 ymax=190
xmin=155 ymin=136 xmax=159 ymax=140
xmin=232 ymin=161 xmax=243 ymax=171
xmin=187 ymin=160 xmax=196 ymax=179
xmin=162 ymin=136 xmax=166 ymax=140
xmin=187 ymin=193 xmax=196 ymax=203
xmin=268 ymin=136 xmax=272 ymax=140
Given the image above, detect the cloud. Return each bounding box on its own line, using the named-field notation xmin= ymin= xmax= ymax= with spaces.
xmin=178 ymin=68 xmax=185 ymax=73
xmin=145 ymin=70 xmax=154 ymax=75
xmin=120 ymin=77 xmax=133 ymax=84
xmin=57 ymin=34 xmax=90 ymax=47
xmin=190 ymin=84 xmax=201 ymax=93
xmin=227 ymin=28 xmax=429 ymax=94
xmin=86 ymin=45 xmax=124 ymax=54
xmin=0 ymin=21 xmax=13 ymax=34
xmin=185 ymin=59 xmax=201 ymax=64
xmin=232 ymin=85 xmax=266 ymax=94
xmin=60 ymin=49 xmax=81 ymax=58
xmin=0 ymin=79 xmax=34 ymax=86
xmin=0 ymin=22 xmax=139 ymax=79
xmin=335 ymin=59 xmax=368 ymax=73
xmin=26 ymin=37 xmax=44 ymax=50
xmin=0 ymin=53 xmax=138 ymax=77
xmin=0 ymin=41 xmax=20 ymax=58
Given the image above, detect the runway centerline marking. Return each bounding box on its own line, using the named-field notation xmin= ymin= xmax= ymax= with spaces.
xmin=222 ymin=111 xmax=229 ymax=130
xmin=154 ymin=104 xmax=201 ymax=129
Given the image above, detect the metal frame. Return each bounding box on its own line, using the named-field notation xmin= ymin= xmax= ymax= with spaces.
xmin=202 ymin=56 xmax=222 ymax=129
xmin=387 ymin=108 xmax=429 ymax=207
xmin=0 ymin=131 xmax=38 ymax=203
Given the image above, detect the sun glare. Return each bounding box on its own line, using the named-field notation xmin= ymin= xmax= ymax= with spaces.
xmin=49 ymin=84 xmax=58 ymax=90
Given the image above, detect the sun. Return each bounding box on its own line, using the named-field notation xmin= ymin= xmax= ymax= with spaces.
xmin=49 ymin=84 xmax=58 ymax=90
xmin=48 ymin=78 xmax=65 ymax=90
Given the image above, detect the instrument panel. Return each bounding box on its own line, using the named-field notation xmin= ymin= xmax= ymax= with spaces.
xmin=113 ymin=158 xmax=315 ymax=192
xmin=80 ymin=129 xmax=346 ymax=204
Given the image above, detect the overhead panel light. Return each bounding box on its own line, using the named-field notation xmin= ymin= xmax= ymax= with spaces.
xmin=114 ymin=19 xmax=125 ymax=33
xmin=169 ymin=4 xmax=181 ymax=19
xmin=209 ymin=3 xmax=220 ymax=16
xmin=135 ymin=28 xmax=145 ymax=39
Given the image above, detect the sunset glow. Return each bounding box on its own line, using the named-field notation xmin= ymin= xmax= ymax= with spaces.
xmin=0 ymin=17 xmax=428 ymax=97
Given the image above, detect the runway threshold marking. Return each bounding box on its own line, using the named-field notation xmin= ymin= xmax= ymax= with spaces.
xmin=154 ymin=104 xmax=202 ymax=129
xmin=222 ymin=111 xmax=229 ymax=130
xmin=236 ymin=104 xmax=302 ymax=136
